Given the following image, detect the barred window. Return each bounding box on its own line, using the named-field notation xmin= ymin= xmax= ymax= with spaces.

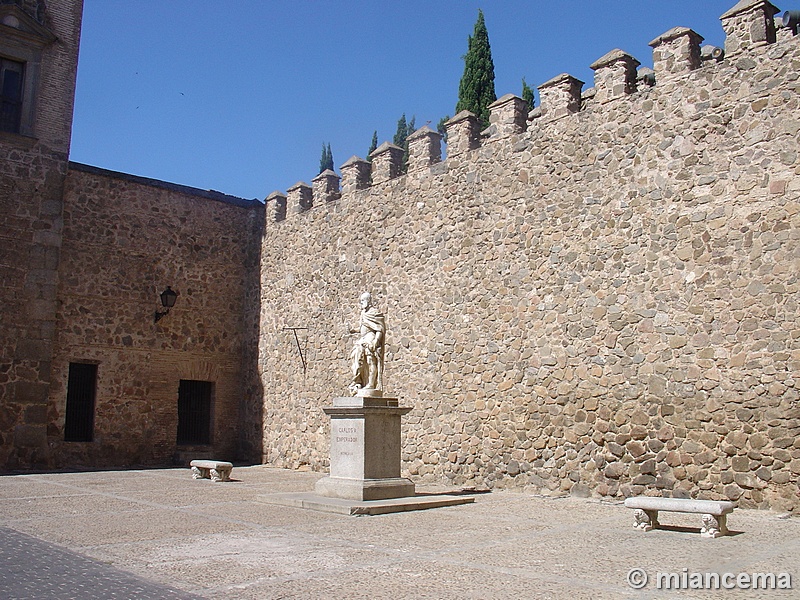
xmin=177 ymin=380 xmax=213 ymax=445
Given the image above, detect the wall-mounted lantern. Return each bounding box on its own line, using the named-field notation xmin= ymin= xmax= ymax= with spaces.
xmin=783 ymin=11 xmax=800 ymax=35
xmin=154 ymin=286 xmax=178 ymax=323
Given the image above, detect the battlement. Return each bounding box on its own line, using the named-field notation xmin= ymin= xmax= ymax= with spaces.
xmin=6 ymin=0 xmax=796 ymax=506
xmin=266 ymin=0 xmax=796 ymax=222
xmin=257 ymin=0 xmax=799 ymax=508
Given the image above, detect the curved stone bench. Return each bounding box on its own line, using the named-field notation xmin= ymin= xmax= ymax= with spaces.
xmin=190 ymin=460 xmax=233 ymax=482
xmin=624 ymin=496 xmax=735 ymax=538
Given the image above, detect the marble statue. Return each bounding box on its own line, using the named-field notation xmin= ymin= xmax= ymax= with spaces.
xmin=349 ymin=292 xmax=385 ymax=396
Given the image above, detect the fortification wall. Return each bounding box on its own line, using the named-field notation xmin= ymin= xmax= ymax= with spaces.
xmin=258 ymin=5 xmax=800 ymax=510
xmin=48 ymin=164 xmax=263 ymax=467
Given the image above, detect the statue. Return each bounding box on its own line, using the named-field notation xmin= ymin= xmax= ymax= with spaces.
xmin=348 ymin=292 xmax=385 ymax=396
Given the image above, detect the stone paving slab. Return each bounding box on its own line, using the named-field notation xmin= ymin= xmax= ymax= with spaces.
xmin=0 ymin=466 xmax=798 ymax=599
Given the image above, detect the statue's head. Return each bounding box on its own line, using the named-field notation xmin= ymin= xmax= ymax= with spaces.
xmin=359 ymin=292 xmax=372 ymax=309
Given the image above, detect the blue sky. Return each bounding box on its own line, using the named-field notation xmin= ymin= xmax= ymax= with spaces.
xmin=70 ymin=1 xmax=739 ymax=201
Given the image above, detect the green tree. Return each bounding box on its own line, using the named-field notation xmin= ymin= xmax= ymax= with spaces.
xmin=437 ymin=115 xmax=451 ymax=143
xmin=366 ymin=130 xmax=378 ymax=162
xmin=456 ymin=9 xmax=496 ymax=127
xmin=393 ymin=114 xmax=408 ymax=147
xmin=393 ymin=114 xmax=415 ymax=173
xmin=522 ymin=78 xmax=535 ymax=109
xmin=319 ymin=142 xmax=333 ymax=173
xmin=407 ymin=116 xmax=416 ymax=138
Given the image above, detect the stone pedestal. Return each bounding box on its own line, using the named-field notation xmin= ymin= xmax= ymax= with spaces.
xmin=315 ymin=396 xmax=416 ymax=501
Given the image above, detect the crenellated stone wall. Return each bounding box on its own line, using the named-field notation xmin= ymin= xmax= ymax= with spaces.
xmin=257 ymin=2 xmax=800 ymax=510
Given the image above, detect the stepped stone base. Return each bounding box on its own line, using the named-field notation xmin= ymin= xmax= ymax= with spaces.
xmin=257 ymin=491 xmax=474 ymax=516
xmin=314 ymin=475 xmax=416 ymax=501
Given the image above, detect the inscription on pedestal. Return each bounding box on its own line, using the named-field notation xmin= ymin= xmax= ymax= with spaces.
xmin=336 ymin=426 xmax=357 ymax=442
xmin=336 ymin=426 xmax=357 ymax=456
xmin=330 ymin=418 xmax=364 ymax=479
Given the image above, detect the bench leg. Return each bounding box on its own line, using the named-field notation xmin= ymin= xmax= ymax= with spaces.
xmin=210 ymin=468 xmax=231 ymax=482
xmin=701 ymin=514 xmax=728 ymax=538
xmin=191 ymin=466 xmax=203 ymax=480
xmin=633 ymin=509 xmax=659 ymax=531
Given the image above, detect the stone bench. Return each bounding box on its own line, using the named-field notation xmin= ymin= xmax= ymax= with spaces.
xmin=624 ymin=496 xmax=735 ymax=538
xmin=190 ymin=460 xmax=233 ymax=482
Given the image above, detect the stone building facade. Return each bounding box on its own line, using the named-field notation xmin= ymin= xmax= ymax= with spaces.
xmin=1 ymin=0 xmax=799 ymax=511
xmin=0 ymin=0 xmax=264 ymax=470
xmin=49 ymin=164 xmax=263 ymax=467
xmin=0 ymin=0 xmax=83 ymax=469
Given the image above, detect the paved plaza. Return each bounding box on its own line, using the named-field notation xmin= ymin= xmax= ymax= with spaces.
xmin=0 ymin=465 xmax=797 ymax=599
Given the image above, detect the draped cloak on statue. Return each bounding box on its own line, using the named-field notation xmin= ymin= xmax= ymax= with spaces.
xmin=350 ymin=306 xmax=385 ymax=392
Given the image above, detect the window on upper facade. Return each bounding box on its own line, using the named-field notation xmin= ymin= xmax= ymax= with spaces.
xmin=0 ymin=57 xmax=24 ymax=133
xmin=0 ymin=5 xmax=56 ymax=139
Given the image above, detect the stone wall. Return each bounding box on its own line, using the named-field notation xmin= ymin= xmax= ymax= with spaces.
xmin=47 ymin=164 xmax=263 ymax=467
xmin=258 ymin=6 xmax=800 ymax=510
xmin=0 ymin=0 xmax=83 ymax=469
xmin=2 ymin=0 xmax=797 ymax=510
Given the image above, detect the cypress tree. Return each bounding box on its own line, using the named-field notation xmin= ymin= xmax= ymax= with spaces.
xmin=393 ymin=114 xmax=408 ymax=147
xmin=318 ymin=143 xmax=334 ymax=173
xmin=404 ymin=116 xmax=415 ymax=171
xmin=393 ymin=114 xmax=415 ymax=173
xmin=437 ymin=115 xmax=450 ymax=143
xmin=456 ymin=9 xmax=496 ymax=127
xmin=394 ymin=114 xmax=408 ymax=173
xmin=367 ymin=130 xmax=378 ymax=162
xmin=522 ymin=78 xmax=535 ymax=109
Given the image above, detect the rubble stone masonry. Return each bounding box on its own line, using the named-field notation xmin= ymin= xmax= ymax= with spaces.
xmin=2 ymin=0 xmax=798 ymax=513
xmin=0 ymin=0 xmax=82 ymax=469
xmin=50 ymin=164 xmax=263 ymax=467
xmin=257 ymin=5 xmax=800 ymax=510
